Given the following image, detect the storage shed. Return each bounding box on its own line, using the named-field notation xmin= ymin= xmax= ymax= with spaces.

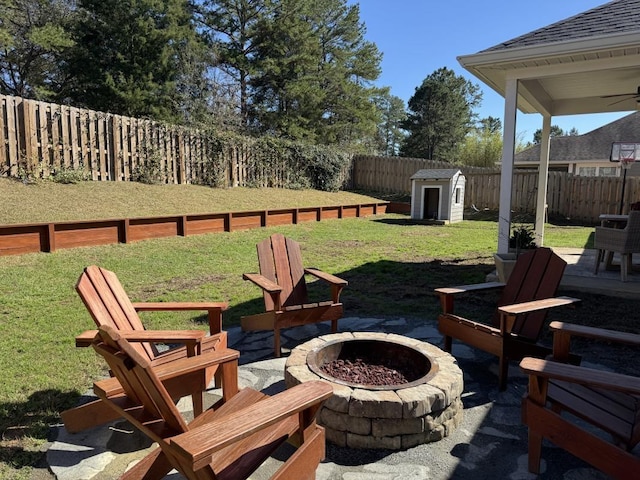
xmin=410 ymin=169 xmax=465 ymax=223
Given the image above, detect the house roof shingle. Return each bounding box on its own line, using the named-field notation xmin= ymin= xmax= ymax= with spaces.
xmin=482 ymin=0 xmax=640 ymax=53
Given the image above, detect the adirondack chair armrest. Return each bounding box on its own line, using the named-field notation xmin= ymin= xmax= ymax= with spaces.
xmin=499 ymin=296 xmax=581 ymax=316
xmin=151 ymin=348 xmax=240 ymax=379
xmin=498 ymin=296 xmax=581 ymax=334
xmin=550 ymin=321 xmax=640 ymax=346
xmin=435 ymin=281 xmax=506 ymax=296
xmin=549 ymin=321 xmax=640 ymax=362
xmin=93 ymin=348 xmax=240 ymax=399
xmin=119 ymin=330 xmax=206 ymax=356
xmin=304 ymin=268 xmax=348 ymax=286
xmin=76 ymin=329 xmax=99 ymax=347
xmin=435 ymin=281 xmax=505 ymax=314
xmin=242 ymin=273 xmax=282 ymax=294
xmin=242 ymin=272 xmax=283 ymax=309
xmin=131 ymin=301 xmax=228 ymax=335
xmin=305 ymin=268 xmax=348 ymax=302
xmin=169 ymin=381 xmax=333 ymax=470
xmin=520 ymin=357 xmax=640 ymax=396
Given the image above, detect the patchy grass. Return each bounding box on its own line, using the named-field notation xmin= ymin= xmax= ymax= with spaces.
xmin=0 ymin=181 xmax=616 ymax=479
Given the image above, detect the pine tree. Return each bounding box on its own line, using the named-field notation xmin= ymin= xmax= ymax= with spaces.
xmin=63 ymin=0 xmax=199 ymax=121
xmin=401 ymin=67 xmax=482 ymax=161
xmin=199 ymin=0 xmax=273 ymax=126
xmin=0 ymin=0 xmax=75 ymax=99
xmin=249 ymin=0 xmax=382 ymax=145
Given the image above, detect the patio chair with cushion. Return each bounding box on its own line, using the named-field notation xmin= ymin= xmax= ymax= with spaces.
xmin=435 ymin=247 xmax=580 ymax=390
xmin=520 ymin=321 xmax=640 ymax=479
xmin=594 ymin=210 xmax=640 ymax=281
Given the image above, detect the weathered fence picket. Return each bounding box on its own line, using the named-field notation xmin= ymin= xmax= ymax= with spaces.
xmin=350 ymin=156 xmax=640 ymax=224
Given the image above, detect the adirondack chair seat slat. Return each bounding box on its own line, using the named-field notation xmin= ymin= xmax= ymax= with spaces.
xmin=242 ymin=233 xmax=348 ymax=357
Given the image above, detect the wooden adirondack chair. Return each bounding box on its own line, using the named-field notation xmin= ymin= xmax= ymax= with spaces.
xmin=435 ymin=247 xmax=580 ymax=390
xmin=520 ymin=321 xmax=640 ymax=479
xmin=62 ymin=265 xmax=234 ymax=433
xmin=91 ymin=324 xmax=333 ymax=480
xmin=242 ymin=233 xmax=348 ymax=357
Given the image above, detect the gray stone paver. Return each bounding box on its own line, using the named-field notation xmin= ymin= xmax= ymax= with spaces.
xmin=45 ymin=316 xmax=615 ymax=480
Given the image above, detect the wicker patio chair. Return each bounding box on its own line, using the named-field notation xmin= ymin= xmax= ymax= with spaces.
xmin=594 ymin=210 xmax=640 ymax=281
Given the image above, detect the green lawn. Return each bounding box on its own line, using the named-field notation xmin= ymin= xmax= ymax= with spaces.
xmin=0 ymin=180 xmax=597 ymax=479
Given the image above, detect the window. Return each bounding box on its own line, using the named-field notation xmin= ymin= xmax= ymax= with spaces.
xmin=578 ymin=167 xmax=596 ymax=177
xmin=598 ymin=167 xmax=617 ymax=177
xmin=454 ymin=187 xmax=461 ymax=204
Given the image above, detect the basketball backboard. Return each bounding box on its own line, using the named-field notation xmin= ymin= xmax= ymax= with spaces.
xmin=610 ymin=142 xmax=640 ymax=167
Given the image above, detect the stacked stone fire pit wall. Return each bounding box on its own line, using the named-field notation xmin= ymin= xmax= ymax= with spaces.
xmin=284 ymin=332 xmax=464 ymax=450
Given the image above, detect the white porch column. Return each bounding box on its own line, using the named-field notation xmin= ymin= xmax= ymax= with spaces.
xmin=497 ymin=78 xmax=519 ymax=253
xmin=535 ymin=115 xmax=551 ymax=246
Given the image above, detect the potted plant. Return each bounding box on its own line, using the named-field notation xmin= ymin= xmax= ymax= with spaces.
xmin=494 ymin=224 xmax=537 ymax=282
xmin=508 ymin=224 xmax=537 ymax=254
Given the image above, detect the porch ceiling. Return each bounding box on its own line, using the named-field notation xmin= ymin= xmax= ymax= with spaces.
xmin=458 ymin=32 xmax=640 ymax=116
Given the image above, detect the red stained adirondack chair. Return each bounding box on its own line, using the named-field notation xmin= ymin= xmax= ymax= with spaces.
xmin=62 ymin=265 xmax=234 ymax=433
xmin=520 ymin=321 xmax=640 ymax=479
xmin=435 ymin=247 xmax=580 ymax=390
xmin=90 ymin=324 xmax=333 ymax=480
xmin=242 ymin=234 xmax=348 ymax=357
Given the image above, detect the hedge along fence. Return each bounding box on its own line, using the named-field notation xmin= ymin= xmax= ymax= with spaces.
xmin=0 ymin=94 xmax=351 ymax=191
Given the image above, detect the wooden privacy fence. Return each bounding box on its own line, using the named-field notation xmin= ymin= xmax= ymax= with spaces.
xmin=2 ymin=96 xmax=637 ymax=225
xmin=0 ymin=94 xmax=348 ymax=187
xmin=453 ymin=171 xmax=640 ymax=223
xmin=351 ymin=156 xmax=640 ymax=224
xmin=350 ymin=155 xmax=498 ymax=193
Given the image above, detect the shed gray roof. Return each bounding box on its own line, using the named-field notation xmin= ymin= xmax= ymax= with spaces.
xmin=515 ymin=111 xmax=640 ymax=162
xmin=482 ymin=0 xmax=640 ymax=53
xmin=410 ymin=169 xmax=462 ymax=180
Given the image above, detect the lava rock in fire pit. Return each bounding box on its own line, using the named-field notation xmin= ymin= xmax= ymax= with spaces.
xmin=320 ymin=357 xmax=410 ymax=386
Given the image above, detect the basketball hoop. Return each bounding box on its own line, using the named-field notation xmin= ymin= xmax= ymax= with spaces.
xmin=611 ymin=142 xmax=639 ymax=166
xmin=610 ymin=142 xmax=640 ymax=213
xmin=620 ymin=149 xmax=636 ymax=169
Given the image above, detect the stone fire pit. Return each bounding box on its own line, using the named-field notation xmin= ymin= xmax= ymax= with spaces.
xmin=284 ymin=332 xmax=463 ymax=450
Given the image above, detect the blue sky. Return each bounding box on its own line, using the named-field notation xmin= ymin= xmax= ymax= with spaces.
xmin=351 ymin=0 xmax=632 ymax=144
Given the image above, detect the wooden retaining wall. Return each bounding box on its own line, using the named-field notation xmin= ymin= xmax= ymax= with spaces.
xmin=0 ymin=202 xmax=388 ymax=256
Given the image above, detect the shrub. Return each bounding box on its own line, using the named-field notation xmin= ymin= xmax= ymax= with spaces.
xmin=50 ymin=166 xmax=90 ymax=184
xmin=131 ymin=146 xmax=165 ymax=184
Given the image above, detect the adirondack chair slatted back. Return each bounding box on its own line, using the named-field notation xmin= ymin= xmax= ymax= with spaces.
xmin=257 ymin=234 xmax=308 ymax=310
xmin=76 ymin=265 xmax=158 ymax=360
xmin=93 ymin=326 xmax=188 ymax=440
xmin=493 ymin=247 xmax=566 ymax=340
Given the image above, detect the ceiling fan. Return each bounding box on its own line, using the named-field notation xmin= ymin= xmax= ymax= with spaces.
xmin=601 ymin=86 xmax=640 ymax=106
